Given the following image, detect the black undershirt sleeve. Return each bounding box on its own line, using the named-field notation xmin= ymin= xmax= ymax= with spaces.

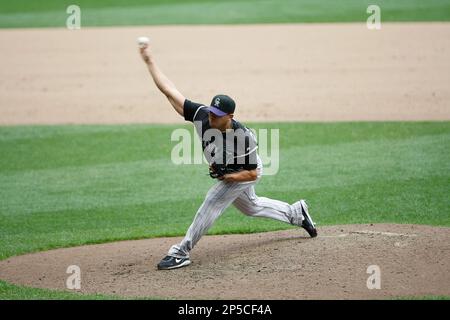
xmin=184 ymin=99 xmax=207 ymax=122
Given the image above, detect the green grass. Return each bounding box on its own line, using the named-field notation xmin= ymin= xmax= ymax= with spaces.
xmin=395 ymin=295 xmax=450 ymax=300
xmin=0 ymin=279 xmax=168 ymax=299
xmin=0 ymin=280 xmax=122 ymax=300
xmin=1 ymin=0 xmax=450 ymax=28
xmin=1 ymin=121 xmax=449 ymax=260
xmin=0 ymin=121 xmax=449 ymax=299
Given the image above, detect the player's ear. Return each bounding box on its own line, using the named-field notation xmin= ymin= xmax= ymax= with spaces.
xmin=229 ymin=113 xmax=234 ymax=119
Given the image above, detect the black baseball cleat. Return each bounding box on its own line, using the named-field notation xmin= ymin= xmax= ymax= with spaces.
xmin=299 ymin=200 xmax=318 ymax=238
xmin=157 ymin=255 xmax=191 ymax=270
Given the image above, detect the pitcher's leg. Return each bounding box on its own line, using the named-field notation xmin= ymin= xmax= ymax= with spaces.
xmin=232 ymin=186 xmax=303 ymax=226
xmin=168 ymin=180 xmax=255 ymax=258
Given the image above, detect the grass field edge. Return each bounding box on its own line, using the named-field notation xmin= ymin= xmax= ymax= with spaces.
xmin=2 ymin=221 xmax=450 ymax=262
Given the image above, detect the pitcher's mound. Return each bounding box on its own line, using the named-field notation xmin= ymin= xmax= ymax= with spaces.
xmin=0 ymin=224 xmax=449 ymax=299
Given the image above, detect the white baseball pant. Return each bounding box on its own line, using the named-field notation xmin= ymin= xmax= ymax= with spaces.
xmin=168 ymin=156 xmax=303 ymax=258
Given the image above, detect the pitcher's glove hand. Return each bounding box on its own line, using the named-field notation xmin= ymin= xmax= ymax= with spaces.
xmin=209 ymin=163 xmax=225 ymax=179
xmin=209 ymin=162 xmax=239 ymax=179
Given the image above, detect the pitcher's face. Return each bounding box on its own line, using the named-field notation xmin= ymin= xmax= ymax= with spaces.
xmin=208 ymin=112 xmax=232 ymax=131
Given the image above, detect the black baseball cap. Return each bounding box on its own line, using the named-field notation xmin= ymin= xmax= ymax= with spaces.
xmin=207 ymin=94 xmax=235 ymax=117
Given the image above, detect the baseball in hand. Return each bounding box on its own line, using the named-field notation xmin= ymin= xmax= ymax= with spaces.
xmin=137 ymin=36 xmax=149 ymax=48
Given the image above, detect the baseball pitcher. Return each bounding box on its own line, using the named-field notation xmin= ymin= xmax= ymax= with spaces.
xmin=139 ymin=44 xmax=317 ymax=270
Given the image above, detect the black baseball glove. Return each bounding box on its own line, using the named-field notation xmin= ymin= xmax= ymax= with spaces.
xmin=209 ymin=162 xmax=240 ymax=179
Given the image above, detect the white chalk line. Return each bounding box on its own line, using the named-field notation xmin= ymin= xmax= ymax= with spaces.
xmin=319 ymin=230 xmax=417 ymax=239
xmin=350 ymin=230 xmax=417 ymax=237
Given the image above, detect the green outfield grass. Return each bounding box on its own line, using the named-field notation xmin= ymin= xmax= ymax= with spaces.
xmin=0 ymin=121 xmax=449 ymax=299
xmin=0 ymin=0 xmax=450 ymax=28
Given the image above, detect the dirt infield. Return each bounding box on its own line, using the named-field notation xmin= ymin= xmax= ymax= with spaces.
xmin=0 ymin=23 xmax=449 ymax=125
xmin=0 ymin=224 xmax=449 ymax=299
